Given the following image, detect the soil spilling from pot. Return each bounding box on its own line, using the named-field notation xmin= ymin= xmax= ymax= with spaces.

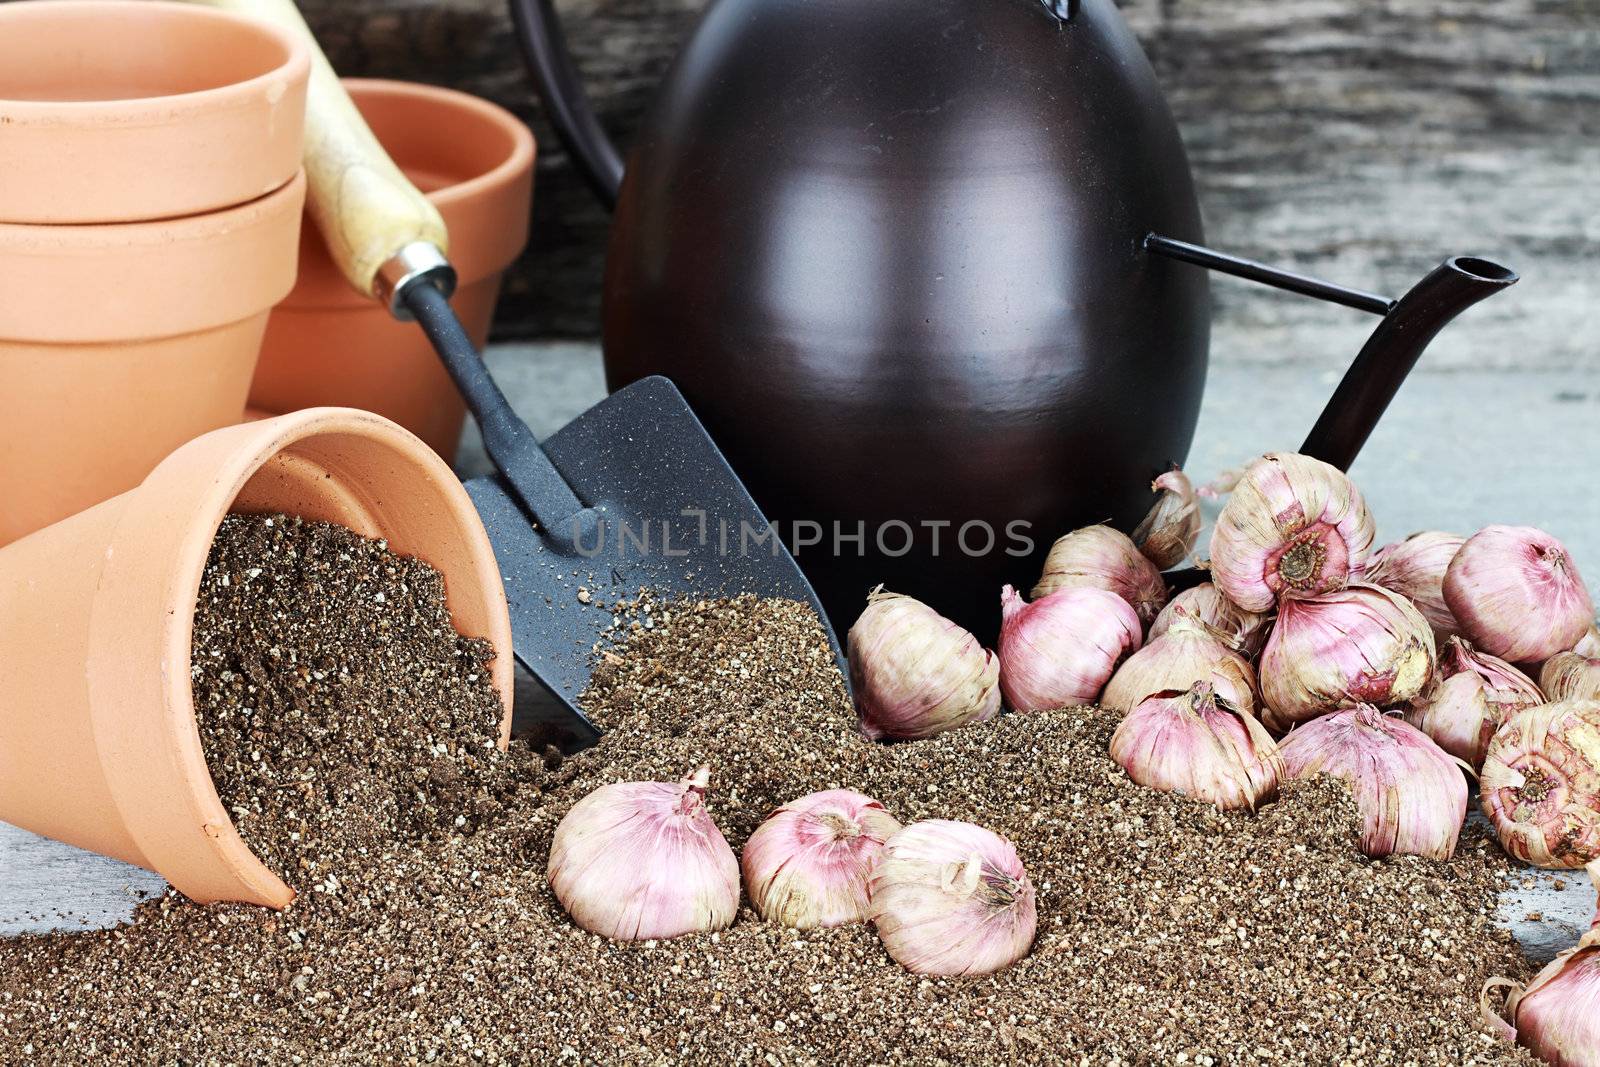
xmin=0 ymin=516 xmax=1536 ymax=1063
xmin=190 ymin=514 xmax=518 ymax=884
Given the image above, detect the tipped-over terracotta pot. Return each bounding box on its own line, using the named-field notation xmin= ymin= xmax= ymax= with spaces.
xmin=249 ymin=79 xmax=535 ymax=461
xmin=0 ymin=172 xmax=307 ymax=547
xmin=0 ymin=0 xmax=309 ymax=224
xmin=0 ymin=408 xmax=514 ymax=908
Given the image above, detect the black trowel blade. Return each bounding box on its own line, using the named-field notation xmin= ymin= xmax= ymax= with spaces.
xmin=464 ymin=375 xmax=848 ymax=746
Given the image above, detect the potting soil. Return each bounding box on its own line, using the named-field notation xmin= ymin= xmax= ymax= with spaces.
xmin=0 ymin=514 xmax=1537 ymax=1064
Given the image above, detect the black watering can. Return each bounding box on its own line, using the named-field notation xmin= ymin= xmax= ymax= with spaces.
xmin=510 ymin=0 xmax=1516 ymax=640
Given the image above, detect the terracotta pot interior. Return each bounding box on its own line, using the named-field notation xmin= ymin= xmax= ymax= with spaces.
xmin=0 ymin=6 xmax=294 ymax=103
xmin=233 ymin=432 xmax=454 ymax=590
xmin=230 ymin=435 xmax=399 ymax=542
xmin=357 ymin=89 xmax=522 ymax=194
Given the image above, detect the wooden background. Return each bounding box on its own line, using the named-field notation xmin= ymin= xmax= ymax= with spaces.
xmin=305 ymin=0 xmax=1597 ymax=368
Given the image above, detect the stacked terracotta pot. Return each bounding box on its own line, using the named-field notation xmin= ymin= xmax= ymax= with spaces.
xmin=0 ymin=0 xmax=310 ymax=547
xmin=0 ymin=2 xmax=522 ymax=909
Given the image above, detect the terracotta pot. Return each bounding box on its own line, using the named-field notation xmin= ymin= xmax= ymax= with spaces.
xmin=0 ymin=0 xmax=309 ymax=224
xmin=0 ymin=171 xmax=307 ymax=547
xmin=0 ymin=408 xmax=515 ymax=909
xmin=249 ymin=79 xmax=536 ymax=461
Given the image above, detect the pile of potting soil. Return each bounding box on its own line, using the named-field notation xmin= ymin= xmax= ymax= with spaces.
xmin=0 ymin=515 xmax=1538 ymax=1064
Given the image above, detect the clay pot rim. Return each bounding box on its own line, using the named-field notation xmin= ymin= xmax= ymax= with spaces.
xmin=342 ymin=78 xmax=536 ymax=218
xmin=0 ymin=0 xmax=311 ymax=120
xmin=86 ymin=408 xmax=515 ymax=908
xmin=0 ymin=171 xmax=306 ymax=342
xmin=0 ymin=170 xmax=306 ymax=249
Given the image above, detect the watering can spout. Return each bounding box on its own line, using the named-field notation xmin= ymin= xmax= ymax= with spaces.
xmin=1145 ymin=235 xmax=1517 ymax=471
xmin=1298 ymin=255 xmax=1517 ymax=469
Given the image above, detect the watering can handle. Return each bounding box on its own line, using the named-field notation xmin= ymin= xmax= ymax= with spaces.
xmin=509 ymin=0 xmax=625 ymax=209
xmin=508 ymin=0 xmax=1077 ymax=209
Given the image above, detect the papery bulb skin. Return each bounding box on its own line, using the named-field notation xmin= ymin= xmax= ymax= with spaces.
xmin=869 ymin=820 xmax=1037 ymax=976
xmin=1405 ymin=637 xmax=1545 ymax=771
xmin=1481 ymin=699 xmax=1600 ymax=869
xmin=1444 ymin=525 xmax=1595 ymax=664
xmin=1102 ymin=615 xmax=1260 ymax=716
xmin=1150 ymin=583 xmax=1272 ymax=658
xmin=1258 ymin=584 xmax=1436 ymax=733
xmin=849 ymin=586 xmax=1001 ymax=741
xmin=1209 ymin=452 xmax=1376 ymax=612
xmin=1542 ymin=630 xmax=1600 ymax=703
xmin=1365 ymin=531 xmax=1465 ymax=639
xmin=742 ymin=789 xmax=903 ymax=929
xmin=1132 ymin=469 xmax=1202 ymax=570
xmin=1109 ymin=682 xmax=1283 ymax=812
xmin=548 ymin=767 xmax=739 ymax=940
xmin=1487 ymin=940 xmax=1600 ymax=1067
xmin=998 ymin=585 xmax=1143 ymax=711
xmin=1031 ymin=525 xmax=1169 ymax=625
xmin=1278 ymin=705 xmax=1469 ymax=860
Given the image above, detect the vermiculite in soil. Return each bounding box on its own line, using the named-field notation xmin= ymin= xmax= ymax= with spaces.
xmin=0 ymin=513 xmax=1538 ymax=1064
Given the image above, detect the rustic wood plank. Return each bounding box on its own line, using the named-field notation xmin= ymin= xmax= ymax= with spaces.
xmin=1127 ymin=0 xmax=1600 ymax=373
xmin=298 ymin=0 xmax=1597 ymax=369
xmin=0 ymin=822 xmax=165 ymax=937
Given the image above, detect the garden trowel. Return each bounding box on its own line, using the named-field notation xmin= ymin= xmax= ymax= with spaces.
xmin=208 ymin=0 xmax=847 ymax=745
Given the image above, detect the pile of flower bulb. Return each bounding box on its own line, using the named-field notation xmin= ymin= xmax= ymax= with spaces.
xmin=848 ymin=454 xmax=1590 ymax=831
xmin=542 ymin=450 xmax=1600 ymax=1047
xmin=549 ymin=772 xmax=1036 ymax=977
xmin=840 ymin=448 xmax=1600 ymax=1062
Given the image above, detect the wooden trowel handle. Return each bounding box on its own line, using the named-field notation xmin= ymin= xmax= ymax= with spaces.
xmin=198 ymin=0 xmax=450 ymax=308
xmin=201 ymin=0 xmax=600 ymax=551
